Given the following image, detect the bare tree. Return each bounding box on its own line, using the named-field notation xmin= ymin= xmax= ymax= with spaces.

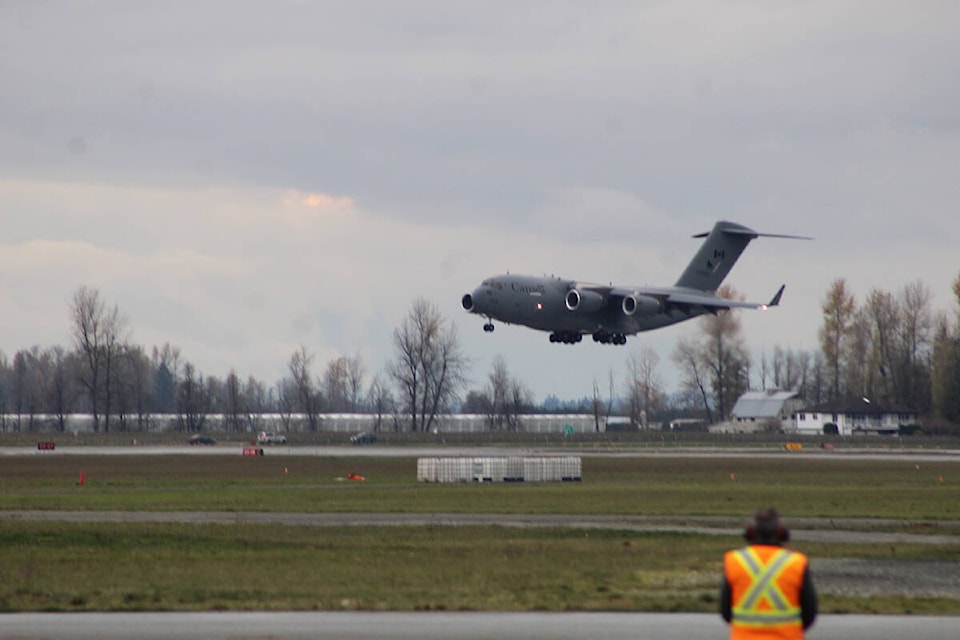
xmin=46 ymin=346 xmax=75 ymax=432
xmin=118 ymin=344 xmax=154 ymax=431
xmin=624 ymin=346 xmax=665 ymax=430
xmin=176 ymin=361 xmax=208 ymax=433
xmin=289 ymin=345 xmax=320 ymax=430
xmin=482 ymin=356 xmax=532 ymax=431
xmin=245 ymin=376 xmax=269 ymax=414
xmin=673 ymin=335 xmax=714 ymax=424
xmin=590 ymin=378 xmax=604 ymax=433
xmin=323 ymin=354 xmax=366 ymax=412
xmin=71 ymin=286 xmax=128 ymax=431
xmin=795 ymin=350 xmax=812 ymax=399
xmin=0 ymin=351 xmax=8 ymax=432
xmin=366 ymin=372 xmax=396 ymax=432
xmin=346 ymin=354 xmax=366 ymax=412
xmin=11 ymin=348 xmax=42 ymax=431
xmin=388 ymin=298 xmax=468 ymax=432
xmin=276 ymin=378 xmax=298 ymax=432
xmin=223 ymin=370 xmax=247 ymax=432
xmin=758 ymin=349 xmax=769 ymax=390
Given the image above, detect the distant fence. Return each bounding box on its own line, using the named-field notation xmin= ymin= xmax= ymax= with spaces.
xmin=0 ymin=413 xmax=600 ymax=435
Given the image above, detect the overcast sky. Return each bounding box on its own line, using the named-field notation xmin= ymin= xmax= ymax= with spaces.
xmin=2 ymin=1 xmax=958 ymax=402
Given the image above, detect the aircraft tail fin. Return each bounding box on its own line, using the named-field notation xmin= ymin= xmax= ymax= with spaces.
xmin=674 ymin=221 xmax=810 ymax=292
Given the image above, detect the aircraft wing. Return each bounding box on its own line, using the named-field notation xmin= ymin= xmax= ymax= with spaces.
xmin=664 ymin=284 xmax=786 ymax=311
xmin=576 ymin=283 xmax=785 ymax=313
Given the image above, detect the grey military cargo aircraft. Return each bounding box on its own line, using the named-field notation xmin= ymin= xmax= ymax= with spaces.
xmin=461 ymin=220 xmax=808 ymax=345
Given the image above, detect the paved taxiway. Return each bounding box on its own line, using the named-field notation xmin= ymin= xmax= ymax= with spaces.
xmin=3 ymin=612 xmax=960 ymax=640
xmin=4 ymin=444 xmax=960 ymax=461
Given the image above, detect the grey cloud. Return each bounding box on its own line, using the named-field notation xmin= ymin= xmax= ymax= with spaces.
xmin=3 ymin=1 xmax=960 ymax=400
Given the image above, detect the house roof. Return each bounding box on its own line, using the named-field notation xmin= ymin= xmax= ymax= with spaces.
xmin=801 ymin=397 xmax=916 ymax=416
xmin=732 ymin=390 xmax=799 ymax=419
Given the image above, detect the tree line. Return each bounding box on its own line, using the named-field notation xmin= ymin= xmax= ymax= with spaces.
xmin=2 ymin=273 xmax=960 ymax=434
xmin=664 ymin=274 xmax=960 ymax=434
xmin=0 ymin=289 xmax=472 ymax=434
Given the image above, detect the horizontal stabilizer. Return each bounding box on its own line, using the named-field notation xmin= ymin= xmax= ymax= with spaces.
xmin=692 ymin=229 xmax=813 ymax=240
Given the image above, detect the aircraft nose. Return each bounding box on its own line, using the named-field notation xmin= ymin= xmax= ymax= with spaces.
xmin=461 ymin=293 xmax=474 ymax=311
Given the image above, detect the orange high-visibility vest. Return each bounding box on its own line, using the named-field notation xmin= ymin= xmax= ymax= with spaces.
xmin=724 ymin=545 xmax=807 ymax=640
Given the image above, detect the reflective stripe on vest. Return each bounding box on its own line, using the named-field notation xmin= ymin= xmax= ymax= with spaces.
xmin=731 ymin=547 xmax=802 ymax=627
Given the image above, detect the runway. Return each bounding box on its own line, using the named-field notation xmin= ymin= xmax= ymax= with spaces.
xmin=4 ymin=443 xmax=960 ymax=462
xmin=2 ymin=612 xmax=959 ymax=640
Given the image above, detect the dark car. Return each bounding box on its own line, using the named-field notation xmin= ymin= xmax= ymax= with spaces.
xmin=188 ymin=434 xmax=217 ymax=445
xmin=349 ymin=432 xmax=377 ymax=445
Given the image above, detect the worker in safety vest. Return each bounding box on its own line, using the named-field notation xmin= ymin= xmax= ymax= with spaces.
xmin=721 ymin=507 xmax=817 ymax=640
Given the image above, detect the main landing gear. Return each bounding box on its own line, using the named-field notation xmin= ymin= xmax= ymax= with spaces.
xmin=592 ymin=331 xmax=627 ymax=345
xmin=483 ymin=322 xmax=495 ymax=332
xmin=548 ymin=331 xmax=628 ymax=345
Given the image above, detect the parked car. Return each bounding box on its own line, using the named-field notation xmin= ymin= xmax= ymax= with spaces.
xmin=188 ymin=434 xmax=217 ymax=445
xmin=257 ymin=431 xmax=287 ymax=445
xmin=350 ymin=432 xmax=377 ymax=445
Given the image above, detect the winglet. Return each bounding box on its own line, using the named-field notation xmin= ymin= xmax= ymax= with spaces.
xmin=764 ymin=284 xmax=786 ymax=309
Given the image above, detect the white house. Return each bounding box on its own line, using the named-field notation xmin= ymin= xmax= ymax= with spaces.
xmin=790 ymin=398 xmax=918 ymax=436
xmin=729 ymin=390 xmax=804 ymax=433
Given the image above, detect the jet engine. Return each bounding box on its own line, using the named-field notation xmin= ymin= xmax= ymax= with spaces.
xmin=461 ymin=293 xmax=474 ymax=311
xmin=621 ymin=294 xmax=662 ymax=317
xmin=565 ymin=288 xmax=605 ymax=313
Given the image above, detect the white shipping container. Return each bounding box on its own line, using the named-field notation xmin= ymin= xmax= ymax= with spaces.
xmin=417 ymin=457 xmax=581 ymax=483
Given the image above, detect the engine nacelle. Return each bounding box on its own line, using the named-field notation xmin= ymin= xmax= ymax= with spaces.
xmin=621 ymin=294 xmax=662 ymax=317
xmin=461 ymin=293 xmax=474 ymax=311
xmin=565 ymin=288 xmax=605 ymax=313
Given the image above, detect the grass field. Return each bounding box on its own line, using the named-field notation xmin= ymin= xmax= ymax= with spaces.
xmin=1 ymin=452 xmax=959 ymax=613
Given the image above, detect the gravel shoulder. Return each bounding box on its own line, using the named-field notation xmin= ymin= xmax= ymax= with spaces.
xmin=813 ymin=558 xmax=960 ymax=599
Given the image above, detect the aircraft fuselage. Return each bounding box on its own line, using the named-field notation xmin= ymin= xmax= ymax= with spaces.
xmin=461 ymin=275 xmax=701 ymax=344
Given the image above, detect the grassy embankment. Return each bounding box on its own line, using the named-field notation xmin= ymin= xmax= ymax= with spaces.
xmin=1 ymin=454 xmax=958 ymax=613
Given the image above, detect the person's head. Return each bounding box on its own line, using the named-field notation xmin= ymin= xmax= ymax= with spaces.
xmin=745 ymin=507 xmax=789 ymax=545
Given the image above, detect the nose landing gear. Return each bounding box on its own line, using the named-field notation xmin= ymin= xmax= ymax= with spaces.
xmin=483 ymin=322 xmax=495 ymax=332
